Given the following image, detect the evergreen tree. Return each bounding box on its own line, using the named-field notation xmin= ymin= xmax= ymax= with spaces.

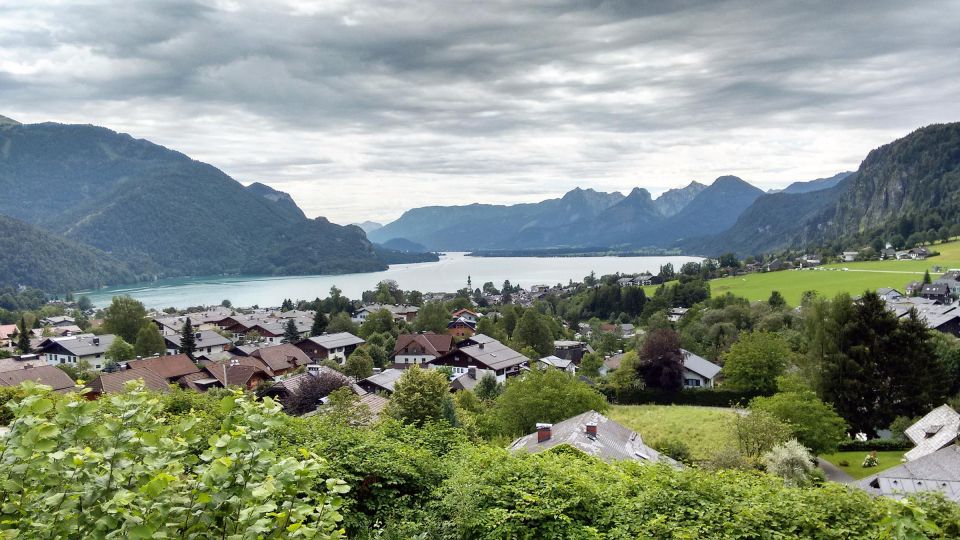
xmin=179 ymin=318 xmax=197 ymax=359
xmin=310 ymin=310 xmax=328 ymax=336
xmin=280 ymin=298 xmax=295 ymax=311
xmin=768 ymin=290 xmax=786 ymax=309
xmin=283 ymin=318 xmax=300 ymax=343
xmin=16 ymin=315 xmax=30 ymax=354
xmin=343 ymin=348 xmax=374 ymax=380
xmin=923 ymin=269 xmax=932 ymax=284
xmin=133 ymin=323 xmax=167 ymax=358
xmin=105 ymin=337 xmax=135 ymax=363
xmin=512 ymin=309 xmax=554 ymax=357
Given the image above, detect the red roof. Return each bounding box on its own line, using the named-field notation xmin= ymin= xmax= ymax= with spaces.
xmin=251 ymin=344 xmax=312 ymax=373
xmin=0 ymin=365 xmax=75 ymax=391
xmin=127 ymin=354 xmax=201 ymax=380
xmin=392 ymin=333 xmax=455 ymax=357
xmin=87 ymin=368 xmax=170 ymax=395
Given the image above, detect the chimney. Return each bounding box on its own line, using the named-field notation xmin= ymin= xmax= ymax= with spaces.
xmin=478 ymin=342 xmax=484 ymax=350
xmin=92 ymin=337 xmax=100 ymax=346
xmin=585 ymin=422 xmax=597 ymax=437
xmin=536 ymin=423 xmax=552 ymax=443
xmin=195 ymin=332 xmax=202 ymax=340
xmin=468 ymin=366 xmax=476 ymax=379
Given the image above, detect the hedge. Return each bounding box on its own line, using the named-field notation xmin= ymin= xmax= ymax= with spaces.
xmin=837 ymin=439 xmax=913 ymax=452
xmin=602 ymin=387 xmax=766 ymax=407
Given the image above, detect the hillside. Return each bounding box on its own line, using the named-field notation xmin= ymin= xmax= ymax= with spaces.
xmin=0 ymin=121 xmax=388 ymax=286
xmin=0 ymin=214 xmax=134 ymax=291
xmin=651 ymin=176 xmax=764 ymax=245
xmin=781 ymin=171 xmax=853 ymax=194
xmin=653 ymin=181 xmax=707 ymax=216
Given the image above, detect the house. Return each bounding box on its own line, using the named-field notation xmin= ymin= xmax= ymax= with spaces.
xmin=887 ymin=298 xmax=960 ymax=336
xmin=920 ymin=282 xmax=951 ymax=303
xmin=451 ymin=308 xmax=481 ymax=325
xmin=909 ymin=247 xmax=930 ymax=260
xmin=163 ymin=331 xmax=232 ymax=356
xmin=0 ymin=324 xmax=18 ymax=347
xmin=204 ymin=359 xmax=273 ymax=390
xmin=552 ymin=340 xmax=593 ymax=364
xmin=243 ymin=319 xmax=313 ymax=344
xmin=249 ymin=343 xmax=313 ymax=376
xmin=352 ymin=304 xmax=420 ymax=324
xmin=449 ymin=366 xmax=497 ymax=391
xmin=880 ymin=248 xmax=898 ymax=260
xmin=295 ymin=332 xmax=365 ymax=363
xmin=842 ymin=251 xmax=859 ymax=262
xmin=934 ymin=274 xmax=960 ymax=297
xmin=599 ymin=323 xmax=635 ymax=338
xmin=599 ymin=352 xmax=625 ymax=376
xmin=905 ymin=280 xmax=923 ymax=296
xmin=681 ymin=349 xmax=721 ymax=388
xmin=507 ymin=410 xmax=677 ymax=466
xmin=667 ymin=307 xmax=689 ymax=323
xmin=86 ymin=367 xmax=171 ymax=398
xmin=537 ymin=355 xmax=576 ymax=373
xmin=876 ymin=288 xmax=904 ymax=302
xmin=40 ymin=316 xmax=75 ymax=328
xmin=38 ymin=334 xmax=117 ymax=371
xmin=636 ymin=272 xmax=654 ymax=286
xmin=859 ymin=405 xmax=960 ymax=502
xmin=125 ymin=354 xmax=202 ymax=383
xmin=357 ymin=368 xmax=405 ymax=395
xmin=427 ymin=334 xmax=528 ymax=381
xmin=446 ymin=318 xmax=477 ymax=338
xmin=391 ymin=333 xmax=455 ymax=368
xmin=764 ymin=259 xmax=789 ymax=272
xmin=0 ymin=365 xmax=76 ymax=393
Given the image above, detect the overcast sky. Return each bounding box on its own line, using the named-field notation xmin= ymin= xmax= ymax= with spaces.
xmin=3 ymin=1 xmax=959 ymax=224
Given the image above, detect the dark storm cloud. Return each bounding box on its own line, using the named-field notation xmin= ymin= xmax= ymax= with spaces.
xmin=1 ymin=0 xmax=959 ymax=222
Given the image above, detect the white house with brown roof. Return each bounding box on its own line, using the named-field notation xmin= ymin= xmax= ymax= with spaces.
xmin=427 ymin=334 xmax=528 ymax=382
xmin=391 ymin=332 xmax=455 ymax=367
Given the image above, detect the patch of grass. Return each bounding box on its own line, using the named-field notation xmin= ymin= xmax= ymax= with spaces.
xmin=819 ymin=450 xmax=905 ymax=480
xmin=607 ymin=404 xmax=737 ymax=462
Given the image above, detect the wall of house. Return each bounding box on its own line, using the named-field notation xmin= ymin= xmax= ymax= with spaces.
xmin=681 ymin=368 xmax=713 ymax=388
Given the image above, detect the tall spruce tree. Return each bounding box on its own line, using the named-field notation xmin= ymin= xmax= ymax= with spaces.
xmin=16 ymin=316 xmax=30 ymax=354
xmin=283 ymin=318 xmax=300 ymax=343
xmin=310 ymin=310 xmax=328 ymax=336
xmin=179 ymin=318 xmax=197 ymax=359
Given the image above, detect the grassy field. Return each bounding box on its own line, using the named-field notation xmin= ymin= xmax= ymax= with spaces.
xmin=607 ymin=404 xmax=737 ymax=461
xmin=644 ymin=239 xmax=960 ymax=306
xmin=819 ymin=450 xmax=905 ymax=480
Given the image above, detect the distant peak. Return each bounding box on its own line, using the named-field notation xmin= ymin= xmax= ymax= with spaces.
xmin=0 ymin=114 xmax=21 ymax=126
xmin=627 ymin=187 xmax=653 ymax=198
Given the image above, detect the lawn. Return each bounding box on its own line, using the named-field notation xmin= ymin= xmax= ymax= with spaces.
xmin=607 ymin=404 xmax=737 ymax=461
xmin=819 ymin=450 xmax=905 ymax=480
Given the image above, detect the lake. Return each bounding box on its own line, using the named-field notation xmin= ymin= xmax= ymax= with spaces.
xmin=82 ymin=252 xmax=702 ymax=309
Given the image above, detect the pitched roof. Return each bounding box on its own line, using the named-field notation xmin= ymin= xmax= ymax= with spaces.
xmin=299 ymin=332 xmax=365 ymax=350
xmin=126 ymin=354 xmax=201 ymax=380
xmin=508 ymin=410 xmax=677 ymax=465
xmin=206 ymin=363 xmax=267 ymax=387
xmin=40 ymin=334 xmax=116 ymax=356
xmin=251 ymin=343 xmax=312 ymax=372
xmin=176 ymin=371 xmax=222 ymax=391
xmin=0 ymin=365 xmax=75 ymax=391
xmin=163 ymin=330 xmax=231 ymax=349
xmin=392 ymin=333 xmax=455 ymax=357
xmin=271 ymin=368 xmax=351 ymax=395
xmin=681 ymin=349 xmax=721 ymax=380
xmin=437 ymin=334 xmax=528 ymax=371
xmin=0 ymin=324 xmax=17 ymax=339
xmin=904 ymin=404 xmax=960 ymax=461
xmin=538 ymin=355 xmax=574 ymax=370
xmin=87 ymin=368 xmax=170 ymax=395
xmin=860 ymin=445 xmax=960 ymax=501
xmin=361 ymin=368 xmax=405 ymax=393
xmin=358 ymin=392 xmax=389 ymax=418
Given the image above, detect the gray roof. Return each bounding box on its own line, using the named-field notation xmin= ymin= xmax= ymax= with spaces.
xmin=357 ymin=304 xmax=419 ymax=315
xmin=41 ymin=334 xmax=116 ymax=356
xmin=454 ymin=336 xmax=529 ymax=371
xmin=362 ymin=368 xmax=405 ymax=393
xmin=538 ymin=355 xmax=574 ymax=370
xmin=860 ymin=445 xmax=960 ymax=501
xmin=681 ymin=349 xmax=721 ymax=380
xmin=508 ymin=410 xmax=677 ymax=466
xmin=302 ymin=332 xmax=365 ymax=350
xmin=164 ymin=330 xmax=231 ymax=349
xmin=904 ymin=404 xmax=959 ymax=461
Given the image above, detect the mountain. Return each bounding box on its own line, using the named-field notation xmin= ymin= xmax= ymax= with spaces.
xmin=653 ymin=181 xmax=707 ymax=216
xmin=352 ymin=221 xmax=383 ymax=234
xmin=245 ymin=182 xmax=307 ymax=221
xmin=702 ymin=123 xmax=960 ymax=255
xmin=650 ymin=176 xmax=765 ymax=244
xmin=368 ymin=187 xmax=625 ymax=250
xmin=379 ymin=237 xmax=429 ymax=252
xmin=0 ymin=214 xmax=134 ymax=291
xmin=780 ymin=172 xmax=853 ymax=194
xmin=0 ymin=121 xmax=387 ymax=288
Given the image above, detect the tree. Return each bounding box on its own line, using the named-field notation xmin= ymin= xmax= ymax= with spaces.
xmin=512 ymin=309 xmax=553 ymax=357
xmin=0 ymin=383 xmax=347 ymax=537
xmin=102 ymin=295 xmax=147 ymax=343
xmin=638 ymin=328 xmax=684 ymax=391
xmin=721 ymin=331 xmax=791 ymax=394
xmin=179 ymin=318 xmax=197 ymax=359
xmin=733 ymin=409 xmax=792 ymax=457
xmin=474 ymin=372 xmax=502 ymax=402
xmin=281 ymin=298 xmax=295 ymax=311
xmin=492 ymin=368 xmax=608 ymax=436
xmin=220 ymin=299 xmax=232 ymax=308
xmin=104 ymin=336 xmax=135 ymax=363
xmin=923 ymin=269 xmax=932 ymax=284
xmin=414 ymin=302 xmax=450 ymax=334
xmin=343 ymin=348 xmax=374 ymax=380
xmin=320 ymin=387 xmax=373 ymax=426
xmin=606 ymin=351 xmax=644 ymax=397
xmin=762 ymin=440 xmax=816 ymax=486
xmin=578 ymin=352 xmax=604 ymax=379
xmin=16 ymin=315 xmax=30 ymax=354
xmin=359 ymin=309 xmax=396 ymax=339
xmin=77 ymin=295 xmax=94 ymax=312
xmin=768 ymin=290 xmax=786 ymax=309
xmin=244 ymin=329 xmax=263 ymax=345
xmin=750 ymin=380 xmax=848 ymax=454
xmin=326 ymin=312 xmax=359 ymax=335
xmin=283 ymin=318 xmax=300 ymax=343
xmin=133 ymin=323 xmax=166 ymax=358
xmin=311 ymin=310 xmax=329 ymax=336
xmin=387 ymin=366 xmax=452 ymax=427
xmin=283 ymin=371 xmax=351 ymax=415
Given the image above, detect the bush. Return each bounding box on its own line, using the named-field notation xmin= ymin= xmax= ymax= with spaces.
xmin=653 ymin=438 xmax=693 ymax=464
xmin=862 ymin=451 xmax=880 ymax=468
xmin=838 ymin=460 xmax=850 ymax=467
xmin=763 ymin=439 xmax=817 ymax=486
xmin=837 ymin=439 xmax=912 ymax=452
xmin=601 ymin=386 xmax=764 ymax=407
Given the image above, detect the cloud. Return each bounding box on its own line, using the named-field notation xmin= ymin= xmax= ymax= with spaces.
xmin=2 ymin=0 xmax=959 ymax=223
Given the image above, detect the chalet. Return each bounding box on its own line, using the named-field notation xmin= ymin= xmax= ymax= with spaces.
xmin=0 ymin=324 xmax=18 ymax=348
xmin=449 ymin=366 xmax=497 ymax=391
xmin=447 ymin=318 xmax=476 ymax=338
xmin=427 ymin=334 xmax=528 ymax=382
xmin=163 ymin=331 xmax=232 ymax=356
xmin=537 ymin=355 xmax=576 ymax=373
xmin=40 ymin=316 xmax=75 ymax=328
xmin=880 ymin=248 xmax=898 ymax=260
xmin=681 ymin=349 xmax=721 ymax=388
xmin=599 ymin=352 xmax=625 ymax=376
xmin=552 ymin=340 xmax=593 ymax=364
xmin=859 ymin=405 xmax=960 ymax=502
xmin=86 ymin=368 xmax=171 ymax=398
xmin=204 ymin=360 xmax=272 ymax=390
xmin=38 ymin=334 xmax=116 ymax=371
xmin=0 ymin=365 xmax=76 ymax=393
xmin=296 ymin=332 xmax=365 ymax=362
xmin=935 ymin=271 xmax=960 ymax=296
xmin=889 ymin=300 xmax=960 ymax=337
xmin=920 ymin=282 xmax=951 ymax=304
xmin=353 ymin=304 xmax=420 ymax=323
xmin=876 ymin=288 xmax=904 ymax=302
xmin=249 ymin=343 xmax=312 ymax=376
xmin=125 ymin=354 xmax=202 ymax=383
xmin=391 ymin=332 xmax=455 ymax=368
xmin=667 ymin=307 xmax=689 ymax=323
xmin=508 ymin=410 xmax=677 ymax=466
xmin=357 ymin=368 xmax=405 ymax=395
xmin=451 ymin=308 xmax=481 ymax=325
xmin=909 ymin=247 xmax=930 ymax=260
xmin=764 ymin=259 xmax=790 ymax=272
xmin=842 ymin=251 xmax=859 ymax=262
xmin=905 ymin=280 xmax=923 ymax=296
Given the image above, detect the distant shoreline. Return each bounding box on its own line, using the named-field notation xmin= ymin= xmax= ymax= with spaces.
xmin=467 ymin=248 xmax=693 ymax=258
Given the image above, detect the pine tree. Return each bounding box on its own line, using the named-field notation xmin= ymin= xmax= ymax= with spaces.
xmin=283 ymin=318 xmax=300 ymax=343
xmin=16 ymin=316 xmax=30 ymax=354
xmin=310 ymin=310 xmax=328 ymax=336
xmin=923 ymin=269 xmax=932 ymax=284
xmin=179 ymin=318 xmax=197 ymax=359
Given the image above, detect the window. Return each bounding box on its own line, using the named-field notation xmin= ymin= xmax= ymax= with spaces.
xmin=684 ymin=378 xmax=701 ymax=387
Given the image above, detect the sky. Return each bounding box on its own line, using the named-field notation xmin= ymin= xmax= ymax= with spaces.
xmin=2 ymin=1 xmax=959 ymax=225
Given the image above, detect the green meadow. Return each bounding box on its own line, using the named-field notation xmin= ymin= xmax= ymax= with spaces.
xmin=607 ymin=404 xmax=738 ymax=461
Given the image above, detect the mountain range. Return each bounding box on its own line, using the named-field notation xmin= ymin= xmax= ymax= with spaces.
xmin=0 ymin=118 xmax=434 ymax=292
